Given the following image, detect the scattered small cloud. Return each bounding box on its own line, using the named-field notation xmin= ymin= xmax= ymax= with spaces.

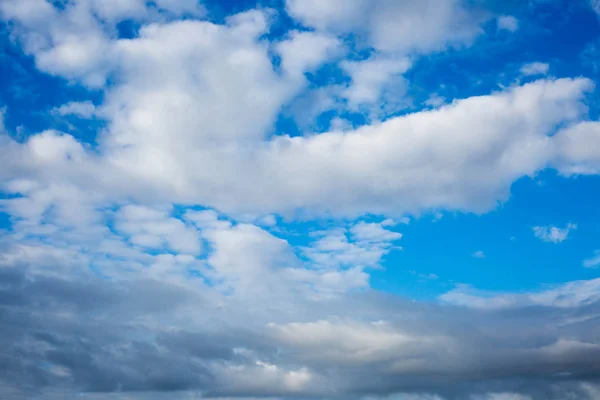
xmin=497 ymin=15 xmax=519 ymax=32
xmin=584 ymin=251 xmax=600 ymax=268
xmin=472 ymin=250 xmax=485 ymax=258
xmin=424 ymin=93 xmax=446 ymax=108
xmin=520 ymin=62 xmax=550 ymax=76
xmin=533 ymin=223 xmax=576 ymax=244
xmin=51 ymin=101 xmax=97 ymax=119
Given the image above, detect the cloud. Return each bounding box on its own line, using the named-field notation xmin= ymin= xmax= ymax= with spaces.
xmin=441 ymin=278 xmax=600 ymax=309
xmin=275 ymin=30 xmax=341 ymax=78
xmin=591 ymin=0 xmax=600 ymax=15
xmin=583 ymin=251 xmax=600 ymax=268
xmin=284 ymin=0 xmax=487 ymax=114
xmin=472 ymin=250 xmax=486 ymax=258
xmin=497 ymin=16 xmax=519 ymax=32
xmin=286 ymin=0 xmax=485 ymax=54
xmin=51 ymin=101 xmax=97 ymax=118
xmin=0 ymin=78 xmax=594 ymax=219
xmin=341 ymin=56 xmax=412 ymax=111
xmin=115 ymin=205 xmax=202 ymax=255
xmin=552 ymin=121 xmax=600 ymax=175
xmin=1 ymin=2 xmax=600 ymax=399
xmin=520 ymin=62 xmax=550 ymax=77
xmin=3 ymin=248 xmax=600 ymax=399
xmin=532 ymin=223 xmax=576 ymax=243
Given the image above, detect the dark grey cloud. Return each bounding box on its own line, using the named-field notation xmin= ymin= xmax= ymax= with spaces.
xmin=2 ymin=262 xmax=600 ymax=400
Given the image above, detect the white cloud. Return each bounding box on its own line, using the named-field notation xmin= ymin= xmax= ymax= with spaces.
xmin=287 ymin=0 xmax=485 ymax=54
xmin=276 ymin=30 xmax=341 ymax=77
xmin=0 ymin=77 xmax=594 ymax=220
xmin=583 ymin=251 xmax=600 ymax=268
xmin=115 ymin=205 xmax=202 ymax=255
xmin=341 ymin=56 xmax=412 ymax=110
xmin=52 ymin=101 xmax=97 ymax=118
xmin=553 ymin=121 xmax=600 ymax=175
xmin=302 ymin=220 xmax=401 ymax=270
xmin=533 ymin=223 xmax=576 ymax=243
xmin=268 ymin=319 xmax=448 ymax=365
xmin=441 ymin=278 xmax=600 ymax=309
xmin=284 ymin=0 xmax=486 ymax=113
xmin=520 ymin=62 xmax=550 ymax=76
xmin=424 ymin=94 xmax=447 ymax=108
xmin=497 ymin=16 xmax=519 ymax=32
xmin=285 ymin=0 xmax=369 ymax=33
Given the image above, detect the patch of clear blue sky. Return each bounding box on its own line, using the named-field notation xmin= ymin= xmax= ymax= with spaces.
xmin=1 ymin=0 xmax=600 ymax=299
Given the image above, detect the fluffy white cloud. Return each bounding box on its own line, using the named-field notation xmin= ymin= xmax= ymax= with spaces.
xmin=275 ymin=30 xmax=341 ymax=77
xmin=115 ymin=205 xmax=202 ymax=255
xmin=286 ymin=0 xmax=485 ymax=54
xmin=285 ymin=0 xmax=486 ymax=113
xmin=0 ymin=78 xmax=595 ymax=219
xmin=532 ymin=223 xmax=576 ymax=243
xmin=341 ymin=56 xmax=412 ymax=110
xmin=553 ymin=121 xmax=600 ymax=174
xmin=520 ymin=62 xmax=550 ymax=76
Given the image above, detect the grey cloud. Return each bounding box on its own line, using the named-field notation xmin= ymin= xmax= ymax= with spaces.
xmin=2 ymin=261 xmax=600 ymax=399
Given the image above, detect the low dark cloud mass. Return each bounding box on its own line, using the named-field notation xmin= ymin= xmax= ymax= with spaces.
xmin=1 ymin=259 xmax=600 ymax=400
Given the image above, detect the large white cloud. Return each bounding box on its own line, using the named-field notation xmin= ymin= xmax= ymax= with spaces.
xmin=2 ymin=78 xmax=594 ymax=218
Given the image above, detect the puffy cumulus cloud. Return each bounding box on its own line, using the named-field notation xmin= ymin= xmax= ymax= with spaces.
xmin=275 ymin=30 xmax=342 ymax=78
xmin=341 ymin=56 xmax=412 ymax=111
xmin=285 ymin=0 xmax=485 ymax=54
xmin=0 ymin=0 xmax=205 ymax=86
xmin=1 ymin=78 xmax=596 ymax=218
xmin=2 ymin=3 xmax=598 ymax=218
xmin=552 ymin=121 xmax=600 ymax=175
xmin=285 ymin=0 xmax=487 ymax=114
xmin=115 ymin=205 xmax=202 ymax=255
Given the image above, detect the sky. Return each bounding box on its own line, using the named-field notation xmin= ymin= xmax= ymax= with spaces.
xmin=1 ymin=0 xmax=600 ymax=399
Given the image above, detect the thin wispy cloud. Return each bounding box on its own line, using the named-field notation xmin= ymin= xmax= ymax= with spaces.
xmin=533 ymin=223 xmax=577 ymax=244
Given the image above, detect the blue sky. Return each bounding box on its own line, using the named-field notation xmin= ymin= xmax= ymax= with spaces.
xmin=2 ymin=1 xmax=600 ymax=399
